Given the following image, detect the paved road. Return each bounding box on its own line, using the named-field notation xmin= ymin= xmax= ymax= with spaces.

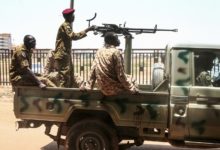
xmin=0 ymin=101 xmax=219 ymax=150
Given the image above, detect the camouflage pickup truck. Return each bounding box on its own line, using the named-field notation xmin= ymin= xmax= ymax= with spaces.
xmin=14 ymin=44 xmax=220 ymax=150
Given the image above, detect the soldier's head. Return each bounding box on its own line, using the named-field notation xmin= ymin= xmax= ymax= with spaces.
xmin=62 ymin=8 xmax=75 ymax=23
xmin=104 ymin=32 xmax=120 ymax=47
xmin=23 ymin=35 xmax=36 ymax=50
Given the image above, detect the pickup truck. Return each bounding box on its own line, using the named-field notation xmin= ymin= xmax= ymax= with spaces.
xmin=14 ymin=43 xmax=220 ymax=150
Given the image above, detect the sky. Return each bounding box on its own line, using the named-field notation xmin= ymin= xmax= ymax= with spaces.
xmin=1 ymin=0 xmax=220 ymax=49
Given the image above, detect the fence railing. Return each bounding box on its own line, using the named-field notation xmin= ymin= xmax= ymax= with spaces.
xmin=0 ymin=49 xmax=12 ymax=86
xmin=132 ymin=49 xmax=164 ymax=84
xmin=0 ymin=48 xmax=165 ymax=86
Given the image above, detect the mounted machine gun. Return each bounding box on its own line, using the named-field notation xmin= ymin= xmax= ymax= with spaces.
xmin=87 ymin=13 xmax=178 ymax=37
xmin=86 ymin=13 xmax=178 ymax=73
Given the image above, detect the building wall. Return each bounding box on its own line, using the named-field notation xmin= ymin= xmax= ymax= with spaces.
xmin=0 ymin=33 xmax=12 ymax=49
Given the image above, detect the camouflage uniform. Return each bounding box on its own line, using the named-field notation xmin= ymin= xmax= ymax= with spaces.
xmin=87 ymin=45 xmax=138 ymax=96
xmin=44 ymin=49 xmax=83 ymax=87
xmin=54 ymin=21 xmax=87 ymax=87
xmin=44 ymin=49 xmax=56 ymax=74
xmin=196 ymin=71 xmax=212 ymax=86
xmin=9 ymin=45 xmax=56 ymax=87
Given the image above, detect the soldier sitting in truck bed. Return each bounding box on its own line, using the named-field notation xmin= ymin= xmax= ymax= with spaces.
xmin=83 ymin=32 xmax=138 ymax=95
xmin=9 ymin=35 xmax=56 ymax=89
xmin=43 ymin=49 xmax=83 ymax=87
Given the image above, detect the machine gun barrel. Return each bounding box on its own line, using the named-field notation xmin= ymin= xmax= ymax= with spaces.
xmin=155 ymin=28 xmax=178 ymax=32
xmin=125 ymin=25 xmax=178 ymax=34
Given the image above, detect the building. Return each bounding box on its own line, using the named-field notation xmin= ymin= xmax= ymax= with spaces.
xmin=0 ymin=33 xmax=12 ymax=49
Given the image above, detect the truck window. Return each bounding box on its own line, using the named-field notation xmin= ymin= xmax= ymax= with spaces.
xmin=194 ymin=51 xmax=219 ymax=87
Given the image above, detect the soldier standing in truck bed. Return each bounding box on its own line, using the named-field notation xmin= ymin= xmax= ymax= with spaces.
xmin=9 ymin=35 xmax=56 ymax=89
xmin=54 ymin=8 xmax=94 ymax=87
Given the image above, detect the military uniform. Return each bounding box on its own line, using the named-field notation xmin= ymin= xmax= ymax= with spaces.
xmin=196 ymin=71 xmax=212 ymax=86
xmin=87 ymin=45 xmax=138 ymax=96
xmin=44 ymin=49 xmax=83 ymax=87
xmin=44 ymin=50 xmax=56 ymax=74
xmin=9 ymin=45 xmax=56 ymax=87
xmin=54 ymin=21 xmax=87 ymax=87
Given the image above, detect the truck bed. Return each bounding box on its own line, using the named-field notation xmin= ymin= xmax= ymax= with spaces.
xmin=14 ymin=86 xmax=169 ymax=131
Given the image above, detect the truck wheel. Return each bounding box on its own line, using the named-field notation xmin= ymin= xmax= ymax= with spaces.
xmin=134 ymin=137 xmax=144 ymax=146
xmin=169 ymin=140 xmax=185 ymax=147
xmin=65 ymin=119 xmax=118 ymax=150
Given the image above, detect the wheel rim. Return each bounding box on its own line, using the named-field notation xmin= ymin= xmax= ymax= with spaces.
xmin=77 ymin=132 xmax=105 ymax=150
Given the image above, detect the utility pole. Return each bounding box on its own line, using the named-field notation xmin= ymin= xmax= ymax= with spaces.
xmin=70 ymin=0 xmax=74 ymax=9
xmin=69 ymin=0 xmax=74 ymax=87
xmin=124 ymin=35 xmax=132 ymax=74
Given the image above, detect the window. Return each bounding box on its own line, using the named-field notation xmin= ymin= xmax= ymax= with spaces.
xmin=194 ymin=51 xmax=220 ymax=87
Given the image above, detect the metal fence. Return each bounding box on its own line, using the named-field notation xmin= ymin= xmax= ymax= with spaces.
xmin=0 ymin=49 xmax=12 ymax=85
xmin=132 ymin=49 xmax=165 ymax=84
xmin=0 ymin=48 xmax=165 ymax=86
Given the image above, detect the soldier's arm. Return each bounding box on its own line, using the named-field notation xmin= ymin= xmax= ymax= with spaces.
xmin=24 ymin=67 xmax=46 ymax=89
xmin=17 ymin=51 xmax=46 ymax=89
xmin=89 ymin=62 xmax=97 ymax=89
xmin=71 ymin=26 xmax=95 ymax=40
xmin=114 ymin=51 xmax=138 ymax=93
xmin=79 ymin=62 xmax=96 ymax=91
xmin=64 ymin=23 xmax=95 ymax=40
xmin=64 ymin=23 xmax=87 ymax=40
xmin=85 ymin=60 xmax=97 ymax=90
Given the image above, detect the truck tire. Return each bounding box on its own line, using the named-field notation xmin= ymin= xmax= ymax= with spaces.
xmin=134 ymin=137 xmax=144 ymax=146
xmin=65 ymin=119 xmax=118 ymax=150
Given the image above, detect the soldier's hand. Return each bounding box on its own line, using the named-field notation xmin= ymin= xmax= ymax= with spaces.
xmin=131 ymin=87 xmax=139 ymax=95
xmin=79 ymin=82 xmax=91 ymax=91
xmin=34 ymin=73 xmax=41 ymax=76
xmin=39 ymin=82 xmax=46 ymax=89
xmin=88 ymin=25 xmax=96 ymax=31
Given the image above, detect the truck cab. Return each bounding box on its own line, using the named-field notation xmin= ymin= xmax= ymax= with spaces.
xmin=167 ymin=44 xmax=220 ymax=145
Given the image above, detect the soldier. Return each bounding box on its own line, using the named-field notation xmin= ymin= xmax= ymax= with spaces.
xmin=195 ymin=52 xmax=216 ymax=86
xmin=84 ymin=32 xmax=138 ymax=95
xmin=9 ymin=35 xmax=56 ymax=89
xmin=44 ymin=49 xmax=83 ymax=87
xmin=54 ymin=8 xmax=94 ymax=87
xmin=44 ymin=49 xmax=56 ymax=75
xmin=196 ymin=71 xmax=212 ymax=86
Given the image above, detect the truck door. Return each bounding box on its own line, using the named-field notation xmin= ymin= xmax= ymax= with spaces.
xmin=169 ymin=49 xmax=191 ymax=140
xmin=188 ymin=51 xmax=220 ymax=141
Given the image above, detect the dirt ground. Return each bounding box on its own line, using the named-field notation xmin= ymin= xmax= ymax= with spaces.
xmin=0 ymin=86 xmax=57 ymax=150
xmin=0 ymin=86 xmax=219 ymax=150
xmin=0 ymin=86 xmax=13 ymax=102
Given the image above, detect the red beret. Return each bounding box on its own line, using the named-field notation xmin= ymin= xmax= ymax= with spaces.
xmin=62 ymin=8 xmax=75 ymax=15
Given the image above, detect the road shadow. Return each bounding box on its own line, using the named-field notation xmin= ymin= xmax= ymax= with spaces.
xmin=41 ymin=141 xmax=220 ymax=150
xmin=40 ymin=141 xmax=64 ymax=150
xmin=128 ymin=144 xmax=220 ymax=150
